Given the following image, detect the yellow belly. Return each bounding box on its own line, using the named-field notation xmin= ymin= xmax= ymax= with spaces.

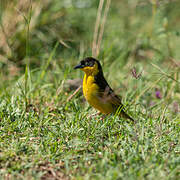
xmin=83 ymin=74 xmax=114 ymax=114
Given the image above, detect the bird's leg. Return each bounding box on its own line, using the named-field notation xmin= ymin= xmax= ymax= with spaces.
xmin=99 ymin=114 xmax=106 ymax=121
xmin=91 ymin=111 xmax=101 ymax=117
xmin=88 ymin=112 xmax=107 ymax=121
xmin=88 ymin=111 xmax=101 ymax=119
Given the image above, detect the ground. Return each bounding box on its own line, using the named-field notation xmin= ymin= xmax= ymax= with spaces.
xmin=0 ymin=0 xmax=179 ymax=179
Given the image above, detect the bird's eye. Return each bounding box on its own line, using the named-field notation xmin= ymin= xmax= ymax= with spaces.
xmin=85 ymin=61 xmax=89 ymax=66
xmin=89 ymin=61 xmax=94 ymax=67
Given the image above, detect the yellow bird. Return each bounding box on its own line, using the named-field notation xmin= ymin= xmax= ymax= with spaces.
xmin=74 ymin=57 xmax=134 ymax=121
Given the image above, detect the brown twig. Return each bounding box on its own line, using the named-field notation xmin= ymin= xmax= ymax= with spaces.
xmin=66 ymin=85 xmax=82 ymax=102
xmin=170 ymin=57 xmax=180 ymax=67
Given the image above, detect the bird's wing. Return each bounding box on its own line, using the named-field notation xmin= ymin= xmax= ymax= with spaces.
xmin=94 ymin=72 xmax=123 ymax=106
xmin=95 ymin=74 xmax=134 ymax=121
xmin=99 ymin=86 xmax=123 ymax=106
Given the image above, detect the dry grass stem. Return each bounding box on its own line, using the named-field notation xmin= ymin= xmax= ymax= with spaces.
xmin=96 ymin=0 xmax=111 ymax=57
xmin=92 ymin=0 xmax=104 ymax=57
xmin=132 ymin=77 xmax=163 ymax=105
xmin=150 ymin=62 xmax=180 ymax=83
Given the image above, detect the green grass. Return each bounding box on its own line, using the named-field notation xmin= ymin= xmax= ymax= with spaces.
xmin=0 ymin=0 xmax=180 ymax=179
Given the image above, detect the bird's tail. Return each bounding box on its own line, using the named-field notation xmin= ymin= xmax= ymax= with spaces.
xmin=119 ymin=110 xmax=134 ymax=122
xmin=115 ymin=105 xmax=135 ymax=122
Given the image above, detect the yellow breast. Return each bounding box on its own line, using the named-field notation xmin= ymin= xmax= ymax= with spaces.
xmin=83 ymin=74 xmax=114 ymax=114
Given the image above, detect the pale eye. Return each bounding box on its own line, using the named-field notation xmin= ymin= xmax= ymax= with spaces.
xmin=89 ymin=61 xmax=94 ymax=67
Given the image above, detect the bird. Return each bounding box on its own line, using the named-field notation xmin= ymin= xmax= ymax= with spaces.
xmin=74 ymin=57 xmax=134 ymax=121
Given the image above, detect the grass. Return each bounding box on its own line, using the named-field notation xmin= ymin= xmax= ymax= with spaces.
xmin=0 ymin=0 xmax=180 ymax=179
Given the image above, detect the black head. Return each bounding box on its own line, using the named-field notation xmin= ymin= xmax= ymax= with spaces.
xmin=74 ymin=57 xmax=102 ymax=74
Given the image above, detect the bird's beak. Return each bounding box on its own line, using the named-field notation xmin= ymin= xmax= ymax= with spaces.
xmin=74 ymin=63 xmax=83 ymax=69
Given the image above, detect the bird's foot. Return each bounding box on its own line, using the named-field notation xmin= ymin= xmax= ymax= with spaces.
xmin=99 ymin=114 xmax=106 ymax=121
xmin=88 ymin=112 xmax=101 ymax=119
